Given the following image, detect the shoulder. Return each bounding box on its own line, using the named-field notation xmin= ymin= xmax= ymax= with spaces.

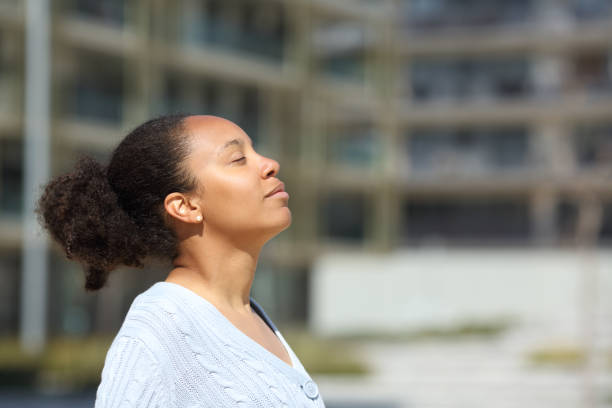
xmin=114 ymin=282 xmax=234 ymax=357
xmin=96 ymin=335 xmax=172 ymax=408
xmin=112 ymin=283 xmax=198 ymax=360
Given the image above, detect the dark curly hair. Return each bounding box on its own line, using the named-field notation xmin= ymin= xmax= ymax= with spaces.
xmin=36 ymin=114 xmax=197 ymax=291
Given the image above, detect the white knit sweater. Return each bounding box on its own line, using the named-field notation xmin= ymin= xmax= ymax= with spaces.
xmin=95 ymin=282 xmax=326 ymax=407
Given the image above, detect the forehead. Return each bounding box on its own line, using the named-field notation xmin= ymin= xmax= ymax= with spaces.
xmin=184 ymin=115 xmax=251 ymax=159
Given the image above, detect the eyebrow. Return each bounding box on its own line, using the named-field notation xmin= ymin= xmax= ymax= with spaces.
xmin=217 ymin=139 xmax=243 ymax=156
xmin=217 ymin=137 xmax=252 ymax=156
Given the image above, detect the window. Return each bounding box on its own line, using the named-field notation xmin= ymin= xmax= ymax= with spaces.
xmin=313 ymin=19 xmax=368 ymax=83
xmin=70 ymin=0 xmax=130 ymax=26
xmin=401 ymin=197 xmax=530 ymax=246
xmin=179 ymin=0 xmax=286 ymax=62
xmin=160 ymin=73 xmax=260 ymax=144
xmin=0 ymin=138 xmax=23 ymax=215
xmin=320 ymin=192 xmax=369 ymax=242
xmin=0 ymin=251 xmax=20 ymax=335
xmin=402 ymin=0 xmax=533 ymax=31
xmin=570 ymin=52 xmax=612 ymax=95
xmin=326 ymin=123 xmax=379 ymax=169
xmin=68 ymin=52 xmax=124 ymax=123
xmin=570 ymin=0 xmax=612 ymax=20
xmin=558 ymin=199 xmax=612 ymax=246
xmin=573 ymin=123 xmax=612 ymax=168
xmin=408 ymin=126 xmax=529 ymax=175
xmin=409 ymin=57 xmax=531 ymax=102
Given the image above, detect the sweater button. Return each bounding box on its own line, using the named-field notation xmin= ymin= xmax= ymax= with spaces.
xmin=302 ymin=380 xmax=319 ymax=399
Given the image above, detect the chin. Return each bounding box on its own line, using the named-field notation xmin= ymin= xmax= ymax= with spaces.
xmin=264 ymin=208 xmax=292 ymax=237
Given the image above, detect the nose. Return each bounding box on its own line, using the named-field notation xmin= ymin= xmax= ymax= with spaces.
xmin=261 ymin=156 xmax=280 ymax=178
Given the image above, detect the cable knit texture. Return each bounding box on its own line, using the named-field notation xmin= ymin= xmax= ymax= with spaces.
xmin=95 ymin=282 xmax=326 ymax=407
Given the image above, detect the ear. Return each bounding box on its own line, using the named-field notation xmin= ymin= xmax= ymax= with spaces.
xmin=164 ymin=192 xmax=203 ymax=224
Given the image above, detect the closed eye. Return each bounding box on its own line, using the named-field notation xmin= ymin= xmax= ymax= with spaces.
xmin=232 ymin=157 xmax=246 ymax=163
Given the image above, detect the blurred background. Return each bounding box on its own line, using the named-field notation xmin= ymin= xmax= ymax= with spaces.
xmin=1 ymin=0 xmax=612 ymax=407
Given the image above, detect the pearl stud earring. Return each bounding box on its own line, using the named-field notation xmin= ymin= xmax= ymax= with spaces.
xmin=196 ymin=215 xmax=203 ymax=222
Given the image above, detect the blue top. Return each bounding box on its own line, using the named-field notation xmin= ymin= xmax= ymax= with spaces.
xmin=95 ymin=281 xmax=325 ymax=407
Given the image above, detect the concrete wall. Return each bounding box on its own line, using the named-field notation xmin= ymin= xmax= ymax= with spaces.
xmin=310 ymin=248 xmax=612 ymax=339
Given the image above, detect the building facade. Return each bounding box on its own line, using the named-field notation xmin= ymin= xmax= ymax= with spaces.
xmin=1 ymin=0 xmax=611 ymax=337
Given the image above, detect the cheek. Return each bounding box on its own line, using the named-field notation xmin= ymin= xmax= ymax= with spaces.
xmin=202 ymin=176 xmax=261 ymax=226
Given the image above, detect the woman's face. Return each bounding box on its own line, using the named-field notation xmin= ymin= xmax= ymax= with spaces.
xmin=183 ymin=115 xmax=291 ymax=241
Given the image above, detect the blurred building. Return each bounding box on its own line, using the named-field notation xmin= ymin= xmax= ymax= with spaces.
xmin=1 ymin=0 xmax=612 ymax=337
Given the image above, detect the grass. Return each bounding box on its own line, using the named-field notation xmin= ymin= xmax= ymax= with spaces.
xmin=283 ymin=329 xmax=369 ymax=376
xmin=328 ymin=318 xmax=515 ymax=343
xmin=0 ymin=336 xmax=113 ymax=391
xmin=0 ymin=331 xmax=369 ymax=391
xmin=526 ymin=345 xmax=587 ymax=369
xmin=527 ymin=345 xmax=612 ymax=370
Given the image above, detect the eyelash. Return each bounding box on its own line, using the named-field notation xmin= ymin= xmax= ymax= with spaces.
xmin=233 ymin=157 xmax=246 ymax=163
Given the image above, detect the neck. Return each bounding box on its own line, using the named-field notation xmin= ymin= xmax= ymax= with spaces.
xmin=166 ymin=227 xmax=264 ymax=313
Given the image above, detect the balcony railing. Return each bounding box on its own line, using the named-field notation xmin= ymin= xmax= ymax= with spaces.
xmin=70 ymin=0 xmax=128 ymax=27
xmin=408 ymin=57 xmax=532 ymax=103
xmin=401 ymin=0 xmax=534 ymax=32
xmin=400 ymin=198 xmax=531 ymax=246
xmin=407 ymin=127 xmax=529 ymax=177
xmin=179 ymin=0 xmax=286 ymax=63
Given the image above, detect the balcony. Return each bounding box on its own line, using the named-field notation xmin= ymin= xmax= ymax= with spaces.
xmin=570 ymin=0 xmax=612 ymax=21
xmin=572 ymin=123 xmax=612 ymax=170
xmin=407 ymin=56 xmax=532 ymax=103
xmin=568 ymin=51 xmax=612 ymax=98
xmin=178 ymin=0 xmax=287 ymax=63
xmin=400 ymin=196 xmax=531 ymax=247
xmin=406 ymin=126 xmax=530 ymax=179
xmin=400 ymin=0 xmax=534 ymax=33
xmin=160 ymin=72 xmax=261 ymax=143
xmin=312 ymin=18 xmax=370 ymax=85
xmin=63 ymin=51 xmax=124 ymax=124
xmin=319 ymin=191 xmax=370 ymax=244
xmin=67 ymin=0 xmax=130 ymax=27
xmin=326 ymin=123 xmax=379 ymax=173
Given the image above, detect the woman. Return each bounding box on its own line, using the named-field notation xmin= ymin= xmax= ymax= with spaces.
xmin=37 ymin=114 xmax=325 ymax=407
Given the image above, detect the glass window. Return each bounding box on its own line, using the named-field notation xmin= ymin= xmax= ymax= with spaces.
xmin=238 ymin=1 xmax=286 ymax=61
xmin=160 ymin=73 xmax=260 ymax=144
xmin=401 ymin=197 xmax=530 ymax=246
xmin=0 ymin=251 xmax=20 ymax=335
xmin=70 ymin=0 xmax=131 ymax=26
xmin=558 ymin=199 xmax=612 ymax=246
xmin=570 ymin=0 xmax=612 ymax=20
xmin=320 ymin=192 xmax=368 ymax=242
xmin=0 ymin=138 xmax=23 ymax=215
xmin=179 ymin=0 xmax=286 ymax=62
xmin=573 ymin=123 xmax=612 ymax=168
xmin=408 ymin=126 xmax=528 ymax=175
xmin=68 ymin=52 xmax=124 ymax=123
xmin=161 ymin=73 xmax=206 ymax=115
xmin=409 ymin=57 xmax=531 ymax=102
xmin=236 ymin=87 xmax=259 ymax=144
xmin=569 ymin=52 xmax=612 ymax=95
xmin=326 ymin=123 xmax=379 ymax=169
xmin=402 ymin=0 xmax=533 ymax=31
xmin=313 ymin=19 xmax=367 ymax=83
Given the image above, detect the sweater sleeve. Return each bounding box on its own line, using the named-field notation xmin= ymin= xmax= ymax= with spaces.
xmin=94 ymin=336 xmax=171 ymax=408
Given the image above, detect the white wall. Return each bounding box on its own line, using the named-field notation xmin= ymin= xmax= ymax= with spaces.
xmin=310 ymin=248 xmax=612 ymax=339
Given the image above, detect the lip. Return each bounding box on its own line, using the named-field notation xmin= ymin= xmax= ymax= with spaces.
xmin=265 ymin=182 xmax=289 ymax=199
